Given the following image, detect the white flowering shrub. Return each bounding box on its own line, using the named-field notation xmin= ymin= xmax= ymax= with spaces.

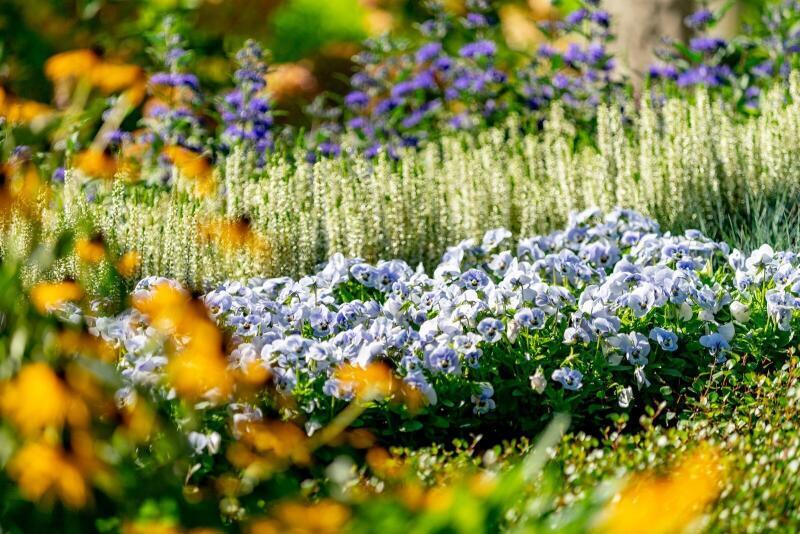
xmin=41 ymin=75 xmax=800 ymax=288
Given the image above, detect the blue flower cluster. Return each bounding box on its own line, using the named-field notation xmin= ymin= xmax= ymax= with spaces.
xmin=650 ymin=1 xmax=800 ymax=110
xmin=312 ymin=0 xmax=625 ymax=158
xmin=219 ymin=40 xmax=274 ymax=165
xmin=88 ymin=209 xmax=800 ymax=425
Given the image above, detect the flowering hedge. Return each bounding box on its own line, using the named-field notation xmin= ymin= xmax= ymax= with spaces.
xmin=88 ymin=208 xmax=800 ymax=441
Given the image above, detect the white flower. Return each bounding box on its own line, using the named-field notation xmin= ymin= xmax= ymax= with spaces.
xmin=618 ymin=386 xmax=634 ymax=408
xmin=530 ymin=367 xmax=546 ymax=394
xmin=188 ymin=431 xmax=221 ymax=455
xmin=718 ymin=321 xmax=735 ymax=342
xmin=730 ymin=301 xmax=750 ymax=323
xmin=679 ymin=301 xmax=693 ymax=321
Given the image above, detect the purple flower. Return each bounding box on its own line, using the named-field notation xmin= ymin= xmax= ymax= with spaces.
xmin=565 ymin=8 xmax=588 ymax=26
xmin=416 ymin=42 xmax=442 ymax=63
xmin=591 ymin=10 xmax=611 ymax=27
xmin=458 ymin=40 xmax=496 ymax=59
xmin=564 ymin=43 xmax=586 ymax=65
xmin=51 ymin=167 xmax=65 ymax=183
xmin=465 ymin=13 xmax=489 ymax=29
xmin=648 ymin=64 xmax=679 ymax=80
xmin=689 ymin=37 xmax=727 ymax=53
xmin=344 ymin=91 xmax=369 ymax=109
xmin=685 ymin=8 xmax=714 ymax=29
xmin=427 ymin=346 xmax=460 ymax=374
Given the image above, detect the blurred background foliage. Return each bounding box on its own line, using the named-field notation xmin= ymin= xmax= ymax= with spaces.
xmin=1 ymin=0 xmax=565 ymax=127
xmin=1 ymin=0 xmax=772 ymax=130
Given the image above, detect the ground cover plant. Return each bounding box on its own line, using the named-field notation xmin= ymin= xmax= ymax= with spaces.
xmin=3 ymin=0 xmax=800 ymax=533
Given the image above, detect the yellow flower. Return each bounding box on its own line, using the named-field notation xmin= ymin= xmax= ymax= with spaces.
xmin=198 ymin=216 xmax=271 ymax=257
xmin=366 ymin=446 xmax=407 ymax=479
xmin=254 ymin=500 xmax=350 ymax=534
xmin=167 ymin=343 xmax=234 ymax=401
xmin=162 ymin=145 xmax=215 ymax=196
xmin=116 ymin=250 xmax=142 ymax=278
xmin=0 ymin=362 xmax=89 ymax=436
xmin=75 ymin=237 xmax=106 ymax=264
xmin=44 ymin=49 xmax=100 ymax=81
xmin=334 ymin=362 xmax=397 ymax=401
xmin=593 ymin=443 xmax=724 ymax=534
xmin=58 ymin=330 xmax=117 ymax=363
xmin=74 ymin=148 xmax=118 ymax=180
xmin=30 ymin=281 xmax=83 ymax=314
xmin=0 ymin=87 xmax=54 ymax=125
xmin=89 ymin=62 xmax=144 ymax=94
xmin=134 ymin=283 xmax=234 ymax=401
xmin=7 ymin=441 xmax=90 ymax=508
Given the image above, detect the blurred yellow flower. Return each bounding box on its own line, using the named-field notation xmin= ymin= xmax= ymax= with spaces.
xmin=134 ymin=283 xmax=234 ymax=401
xmin=58 ymin=329 xmax=117 ymax=363
xmin=334 ymin=362 xmax=396 ymax=401
xmin=75 ymin=237 xmax=106 ymax=264
xmin=199 ymin=216 xmax=271 ymax=258
xmin=162 ymin=145 xmax=215 ymax=196
xmin=167 ymin=343 xmax=234 ymax=401
xmin=594 ymin=443 xmax=724 ymax=534
xmin=116 ymin=250 xmax=142 ymax=278
xmin=44 ymin=49 xmax=100 ymax=81
xmin=90 ymin=62 xmax=144 ymax=94
xmin=366 ymin=446 xmax=407 ymax=479
xmin=238 ymin=420 xmax=309 ymax=464
xmin=30 ymin=281 xmax=83 ymax=314
xmin=0 ymin=87 xmax=54 ymax=125
xmin=7 ymin=440 xmax=90 ymax=508
xmin=0 ymin=362 xmax=89 ymax=436
xmin=74 ymin=148 xmax=118 ymax=180
xmin=248 ymin=499 xmax=350 ymax=534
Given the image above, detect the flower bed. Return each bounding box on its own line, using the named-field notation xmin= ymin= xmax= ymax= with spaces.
xmin=91 ymin=208 xmax=798 ymax=441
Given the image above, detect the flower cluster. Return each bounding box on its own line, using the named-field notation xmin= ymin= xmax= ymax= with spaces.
xmin=650 ymin=1 xmax=800 ymax=110
xmin=313 ymin=0 xmax=625 ymax=158
xmin=88 ymin=208 xmax=800 ymax=432
xmin=219 ymin=40 xmax=274 ymax=165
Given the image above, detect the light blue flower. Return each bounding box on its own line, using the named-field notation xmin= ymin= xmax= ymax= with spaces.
xmin=649 ymin=327 xmax=678 ymax=352
xmin=551 ymin=367 xmax=583 ymax=390
xmin=477 ymin=317 xmax=504 ymax=343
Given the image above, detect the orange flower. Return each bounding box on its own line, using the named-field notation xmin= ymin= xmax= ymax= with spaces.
xmin=167 ymin=344 xmax=234 ymax=401
xmin=259 ymin=500 xmax=350 ymax=534
xmin=75 ymin=237 xmax=106 ymax=264
xmin=198 ymin=217 xmax=271 ymax=257
xmin=57 ymin=329 xmax=117 ymax=362
xmin=44 ymin=49 xmax=100 ymax=81
xmin=0 ymin=362 xmax=89 ymax=436
xmin=134 ymin=283 xmax=234 ymax=401
xmin=334 ymin=362 xmax=397 ymax=402
xmin=265 ymin=63 xmax=318 ymax=104
xmin=74 ymin=148 xmax=118 ymax=180
xmin=7 ymin=440 xmax=90 ymax=508
xmin=30 ymin=281 xmax=83 ymax=314
xmin=593 ymin=443 xmax=724 ymax=534
xmin=120 ymin=399 xmax=157 ymax=443
xmin=116 ymin=250 xmax=141 ymax=278
xmin=0 ymin=87 xmax=54 ymax=125
xmin=236 ymin=420 xmax=310 ymax=467
xmin=162 ymin=145 xmax=215 ymax=195
xmin=89 ymin=62 xmax=144 ymax=94
xmin=366 ymin=446 xmax=407 ymax=479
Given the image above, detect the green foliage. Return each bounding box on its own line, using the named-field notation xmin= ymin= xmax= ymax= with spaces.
xmin=269 ymin=0 xmax=368 ymax=62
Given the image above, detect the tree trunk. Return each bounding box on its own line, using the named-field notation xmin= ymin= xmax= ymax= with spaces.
xmin=604 ymin=0 xmax=695 ymax=81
